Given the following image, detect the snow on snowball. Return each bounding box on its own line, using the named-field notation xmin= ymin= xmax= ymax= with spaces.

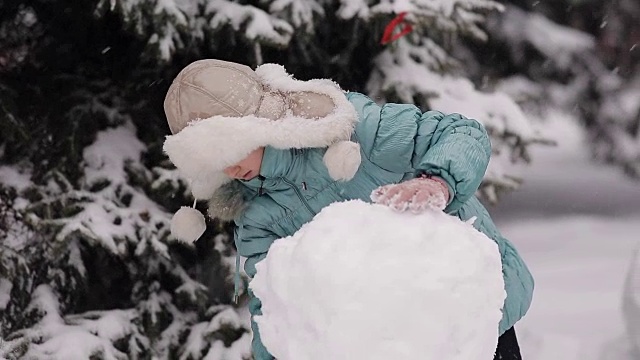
xmin=250 ymin=200 xmax=506 ymax=360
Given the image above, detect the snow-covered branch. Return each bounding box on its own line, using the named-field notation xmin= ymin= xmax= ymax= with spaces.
xmin=207 ymin=0 xmax=294 ymax=46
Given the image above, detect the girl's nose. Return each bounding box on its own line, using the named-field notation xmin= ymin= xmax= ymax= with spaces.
xmin=223 ymin=166 xmax=239 ymax=178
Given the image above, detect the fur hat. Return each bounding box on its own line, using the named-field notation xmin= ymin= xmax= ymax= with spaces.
xmin=162 ymin=59 xmax=362 ymax=243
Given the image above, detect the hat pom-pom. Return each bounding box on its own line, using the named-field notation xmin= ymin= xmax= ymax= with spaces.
xmin=171 ymin=206 xmax=206 ymax=243
xmin=323 ymin=140 xmax=361 ymax=181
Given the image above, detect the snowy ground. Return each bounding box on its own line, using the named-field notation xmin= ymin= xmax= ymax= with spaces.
xmin=489 ymin=115 xmax=640 ymax=360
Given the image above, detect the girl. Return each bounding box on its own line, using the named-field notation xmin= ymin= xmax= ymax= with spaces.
xmin=162 ymin=59 xmax=534 ymax=360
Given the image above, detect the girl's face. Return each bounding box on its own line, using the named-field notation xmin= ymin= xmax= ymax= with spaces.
xmin=223 ymin=147 xmax=264 ymax=180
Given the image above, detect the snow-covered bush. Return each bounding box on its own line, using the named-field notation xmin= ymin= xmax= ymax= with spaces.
xmin=484 ymin=3 xmax=640 ymax=179
xmin=251 ymin=200 xmax=506 ymax=360
xmin=0 ymin=123 xmax=250 ymax=359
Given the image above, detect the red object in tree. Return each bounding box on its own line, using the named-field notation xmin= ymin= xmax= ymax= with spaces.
xmin=381 ymin=12 xmax=414 ymax=45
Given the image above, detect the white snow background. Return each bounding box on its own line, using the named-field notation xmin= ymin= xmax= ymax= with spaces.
xmin=489 ymin=112 xmax=640 ymax=360
xmin=250 ymin=200 xmax=506 ymax=360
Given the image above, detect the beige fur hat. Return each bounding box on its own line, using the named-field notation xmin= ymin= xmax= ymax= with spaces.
xmin=162 ymin=59 xmax=362 ymax=242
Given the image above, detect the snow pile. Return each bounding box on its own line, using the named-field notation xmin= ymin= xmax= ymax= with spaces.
xmin=250 ymin=200 xmax=506 ymax=360
xmin=1 ymin=284 xmax=138 ymax=360
xmin=83 ymin=121 xmax=145 ymax=186
xmin=623 ymin=246 xmax=640 ymax=357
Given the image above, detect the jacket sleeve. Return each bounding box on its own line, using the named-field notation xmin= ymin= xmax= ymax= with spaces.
xmin=412 ymin=110 xmax=491 ymax=212
xmin=347 ymin=92 xmax=491 ymax=213
xmin=234 ymin=218 xmax=279 ymax=360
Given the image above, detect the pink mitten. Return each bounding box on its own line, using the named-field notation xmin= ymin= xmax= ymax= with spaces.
xmin=370 ymin=176 xmax=450 ymax=213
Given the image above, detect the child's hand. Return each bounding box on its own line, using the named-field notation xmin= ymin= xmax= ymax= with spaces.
xmin=370 ymin=176 xmax=450 ymax=213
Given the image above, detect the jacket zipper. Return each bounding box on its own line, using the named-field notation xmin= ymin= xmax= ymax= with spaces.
xmin=281 ymin=177 xmax=315 ymax=216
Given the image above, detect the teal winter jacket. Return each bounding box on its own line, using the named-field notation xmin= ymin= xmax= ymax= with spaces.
xmin=233 ymin=92 xmax=534 ymax=360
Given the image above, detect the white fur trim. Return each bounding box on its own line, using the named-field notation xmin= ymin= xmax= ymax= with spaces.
xmin=324 ymin=141 xmax=362 ymax=181
xmin=190 ymin=172 xmax=229 ymax=200
xmin=207 ymin=181 xmax=246 ymax=221
xmin=171 ymin=207 xmax=206 ymax=243
xmin=163 ymin=66 xmax=360 ymax=199
xmin=255 ymin=64 xmax=343 ymax=97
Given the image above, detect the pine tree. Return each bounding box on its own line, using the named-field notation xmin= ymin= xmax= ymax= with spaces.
xmin=579 ymin=0 xmax=640 ymax=178
xmin=1 ymin=2 xmax=249 ymax=359
xmin=476 ymin=0 xmax=640 ymax=178
xmin=1 ymin=1 xmax=552 ymax=359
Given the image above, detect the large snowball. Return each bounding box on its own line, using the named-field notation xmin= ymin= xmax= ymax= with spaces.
xmin=250 ymin=200 xmax=506 ymax=360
